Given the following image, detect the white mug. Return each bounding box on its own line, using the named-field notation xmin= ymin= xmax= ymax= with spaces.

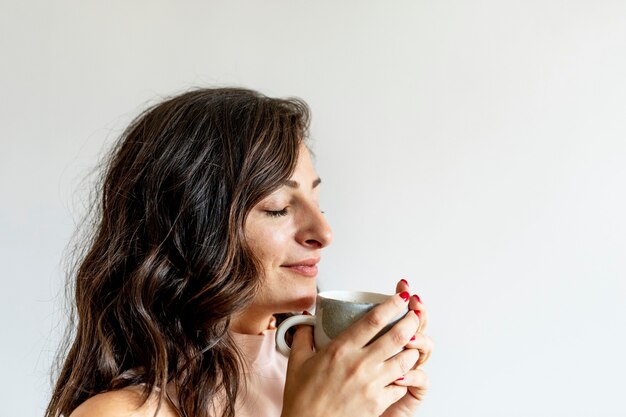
xmin=275 ymin=290 xmax=408 ymax=356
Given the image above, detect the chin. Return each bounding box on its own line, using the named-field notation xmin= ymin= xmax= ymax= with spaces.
xmin=295 ymin=294 xmax=317 ymax=312
xmin=283 ymin=289 xmax=317 ymax=313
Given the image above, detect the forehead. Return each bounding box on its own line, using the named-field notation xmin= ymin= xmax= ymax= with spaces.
xmin=293 ymin=144 xmax=316 ymax=176
xmin=274 ymin=145 xmax=321 ymax=192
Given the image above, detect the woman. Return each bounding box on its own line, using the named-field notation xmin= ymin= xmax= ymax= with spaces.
xmin=46 ymin=88 xmax=433 ymax=417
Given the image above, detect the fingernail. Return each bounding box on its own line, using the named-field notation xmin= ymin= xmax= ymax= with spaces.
xmin=303 ymin=311 xmax=311 ymax=315
xmin=395 ymin=377 xmax=404 ymax=381
xmin=399 ymin=291 xmax=410 ymax=302
xmin=400 ymin=279 xmax=409 ymax=286
xmin=413 ymin=310 xmax=421 ymax=319
xmin=410 ymin=335 xmax=416 ymax=341
xmin=412 ymin=294 xmax=422 ymax=304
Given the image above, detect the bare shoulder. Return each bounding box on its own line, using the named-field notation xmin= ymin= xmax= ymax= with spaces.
xmin=70 ymin=386 xmax=179 ymax=417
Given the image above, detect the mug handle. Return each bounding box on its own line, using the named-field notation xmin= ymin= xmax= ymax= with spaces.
xmin=275 ymin=314 xmax=316 ymax=357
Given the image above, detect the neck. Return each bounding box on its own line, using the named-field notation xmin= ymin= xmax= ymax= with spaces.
xmin=230 ymin=309 xmax=276 ymax=335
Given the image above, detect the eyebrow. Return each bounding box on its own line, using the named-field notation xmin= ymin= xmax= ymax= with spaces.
xmin=284 ymin=178 xmax=322 ymax=189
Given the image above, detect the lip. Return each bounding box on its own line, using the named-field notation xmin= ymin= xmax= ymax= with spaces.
xmin=281 ymin=258 xmax=320 ymax=277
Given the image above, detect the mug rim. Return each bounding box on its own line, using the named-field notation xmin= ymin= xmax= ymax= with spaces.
xmin=317 ymin=290 xmax=390 ymax=305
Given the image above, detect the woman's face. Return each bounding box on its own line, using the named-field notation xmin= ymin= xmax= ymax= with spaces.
xmin=244 ymin=143 xmax=333 ymax=315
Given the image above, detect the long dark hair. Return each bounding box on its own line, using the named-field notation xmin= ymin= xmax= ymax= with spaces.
xmin=46 ymin=88 xmax=310 ymax=417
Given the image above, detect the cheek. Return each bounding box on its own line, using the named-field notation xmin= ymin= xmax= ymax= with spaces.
xmin=248 ymin=224 xmax=292 ymax=266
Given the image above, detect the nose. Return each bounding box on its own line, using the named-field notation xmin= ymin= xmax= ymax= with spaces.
xmin=296 ymin=204 xmax=333 ymax=249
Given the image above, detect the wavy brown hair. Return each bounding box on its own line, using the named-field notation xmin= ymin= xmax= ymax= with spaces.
xmin=46 ymin=88 xmax=310 ymax=417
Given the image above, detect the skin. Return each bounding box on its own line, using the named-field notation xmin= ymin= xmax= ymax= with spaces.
xmin=283 ymin=285 xmax=432 ymax=417
xmin=380 ymin=280 xmax=432 ymax=416
xmin=70 ymin=143 xmax=433 ymax=417
xmin=70 ymin=385 xmax=179 ymax=417
xmin=230 ymin=143 xmax=333 ymax=334
xmin=233 ymin=143 xmax=433 ymax=417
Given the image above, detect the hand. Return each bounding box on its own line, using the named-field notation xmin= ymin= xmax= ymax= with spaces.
xmin=380 ymin=279 xmax=434 ymax=417
xmin=281 ymin=291 xmax=421 ymax=417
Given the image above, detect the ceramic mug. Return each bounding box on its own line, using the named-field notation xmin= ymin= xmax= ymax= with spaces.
xmin=275 ymin=290 xmax=409 ymax=356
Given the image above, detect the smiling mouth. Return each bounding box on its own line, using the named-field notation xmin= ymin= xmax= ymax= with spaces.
xmin=281 ymin=258 xmax=320 ymax=277
xmin=281 ymin=264 xmax=318 ymax=277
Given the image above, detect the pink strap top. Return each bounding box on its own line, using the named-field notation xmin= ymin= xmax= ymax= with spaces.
xmin=229 ymin=327 xmax=288 ymax=417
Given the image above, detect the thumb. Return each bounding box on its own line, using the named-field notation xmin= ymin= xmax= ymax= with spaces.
xmin=289 ymin=320 xmax=315 ymax=365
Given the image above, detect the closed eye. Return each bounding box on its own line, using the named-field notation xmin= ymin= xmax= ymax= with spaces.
xmin=265 ymin=208 xmax=288 ymax=218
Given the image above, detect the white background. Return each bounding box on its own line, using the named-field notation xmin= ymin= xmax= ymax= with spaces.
xmin=1 ymin=1 xmax=625 ymax=416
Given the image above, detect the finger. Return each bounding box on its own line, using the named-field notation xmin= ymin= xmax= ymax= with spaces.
xmin=381 ymin=385 xmax=409 ymax=413
xmin=333 ymin=292 xmax=411 ymax=349
xmin=365 ymin=307 xmax=419 ymax=362
xmin=395 ymin=279 xmax=410 ymax=294
xmin=393 ymin=368 xmax=429 ymax=393
xmin=403 ymin=333 xmax=434 ymax=367
xmin=409 ymin=294 xmax=428 ymax=333
xmin=406 ymin=369 xmax=430 ymax=402
xmin=378 ymin=347 xmax=421 ymax=385
xmin=288 ymin=321 xmax=315 ymax=366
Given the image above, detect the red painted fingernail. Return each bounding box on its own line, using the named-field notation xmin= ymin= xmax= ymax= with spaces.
xmin=412 ymin=294 xmax=422 ymax=304
xmin=396 ymin=377 xmax=404 ymax=381
xmin=410 ymin=335 xmax=416 ymax=341
xmin=399 ymin=291 xmax=410 ymax=302
xmin=303 ymin=311 xmax=311 ymax=315
xmin=413 ymin=310 xmax=421 ymax=319
xmin=400 ymin=279 xmax=409 ymax=286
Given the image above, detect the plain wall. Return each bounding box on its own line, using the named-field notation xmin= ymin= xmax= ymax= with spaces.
xmin=1 ymin=1 xmax=625 ymax=416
